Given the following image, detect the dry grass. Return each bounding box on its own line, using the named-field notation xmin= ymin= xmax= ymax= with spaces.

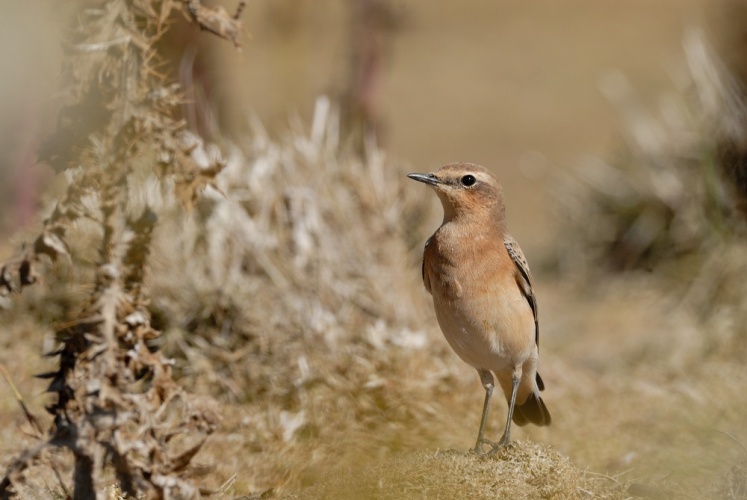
xmin=720 ymin=458 xmax=747 ymax=500
xmin=547 ymin=28 xmax=747 ymax=499
xmin=554 ymin=28 xmax=746 ymax=269
xmin=554 ymin=29 xmax=747 ymax=357
xmin=283 ymin=442 xmax=627 ymax=499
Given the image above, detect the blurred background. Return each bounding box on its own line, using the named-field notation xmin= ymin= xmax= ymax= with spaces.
xmin=0 ymin=0 xmax=724 ymax=255
xmin=3 ymin=0 xmax=747 ymax=497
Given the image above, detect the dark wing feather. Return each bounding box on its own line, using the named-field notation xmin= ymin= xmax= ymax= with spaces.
xmin=421 ymin=236 xmax=433 ymax=294
xmin=421 ymin=240 xmax=428 ymax=283
xmin=503 ymin=234 xmax=539 ymax=348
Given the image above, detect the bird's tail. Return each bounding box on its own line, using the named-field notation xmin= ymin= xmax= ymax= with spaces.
xmin=514 ymin=393 xmax=552 ymax=427
xmin=512 ymin=391 xmax=551 ymax=427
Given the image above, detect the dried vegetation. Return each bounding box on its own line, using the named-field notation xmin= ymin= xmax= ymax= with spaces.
xmin=146 ymin=97 xmax=455 ymax=491
xmin=282 ymin=442 xmax=627 ymax=500
xmin=0 ymin=0 xmax=245 ymax=497
xmin=552 ymin=28 xmax=747 ymax=498
xmin=554 ymin=30 xmax=747 ymax=356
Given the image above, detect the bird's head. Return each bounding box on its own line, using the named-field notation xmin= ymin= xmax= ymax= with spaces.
xmin=407 ymin=162 xmax=506 ymax=224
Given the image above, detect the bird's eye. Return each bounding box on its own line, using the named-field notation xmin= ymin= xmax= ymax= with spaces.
xmin=461 ymin=174 xmax=476 ymax=187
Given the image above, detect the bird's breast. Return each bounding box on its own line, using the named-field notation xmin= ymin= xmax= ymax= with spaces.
xmin=423 ymin=228 xmax=535 ymax=370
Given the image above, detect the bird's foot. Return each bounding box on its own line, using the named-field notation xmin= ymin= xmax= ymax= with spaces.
xmin=470 ymin=437 xmax=499 ymax=456
xmin=486 ymin=434 xmax=512 ymax=456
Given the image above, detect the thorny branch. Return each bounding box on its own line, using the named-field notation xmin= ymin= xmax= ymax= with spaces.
xmin=0 ymin=0 xmax=243 ymax=497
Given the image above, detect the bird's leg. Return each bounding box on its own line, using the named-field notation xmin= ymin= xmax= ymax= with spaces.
xmin=491 ymin=372 xmax=521 ymax=453
xmin=471 ymin=369 xmax=497 ymax=455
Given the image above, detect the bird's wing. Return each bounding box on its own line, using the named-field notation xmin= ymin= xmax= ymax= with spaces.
xmin=421 ymin=236 xmax=433 ymax=294
xmin=503 ymin=234 xmax=539 ymax=348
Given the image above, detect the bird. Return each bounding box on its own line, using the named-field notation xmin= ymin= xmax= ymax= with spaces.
xmin=407 ymin=162 xmax=551 ymax=454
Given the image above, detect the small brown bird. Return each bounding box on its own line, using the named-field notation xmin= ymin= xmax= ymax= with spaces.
xmin=408 ymin=162 xmax=550 ymax=454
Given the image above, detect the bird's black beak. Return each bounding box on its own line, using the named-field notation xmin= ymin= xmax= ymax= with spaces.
xmin=407 ymin=172 xmax=441 ymax=186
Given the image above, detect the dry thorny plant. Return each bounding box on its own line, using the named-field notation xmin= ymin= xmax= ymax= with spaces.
xmin=0 ymin=0 xmax=245 ymax=497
